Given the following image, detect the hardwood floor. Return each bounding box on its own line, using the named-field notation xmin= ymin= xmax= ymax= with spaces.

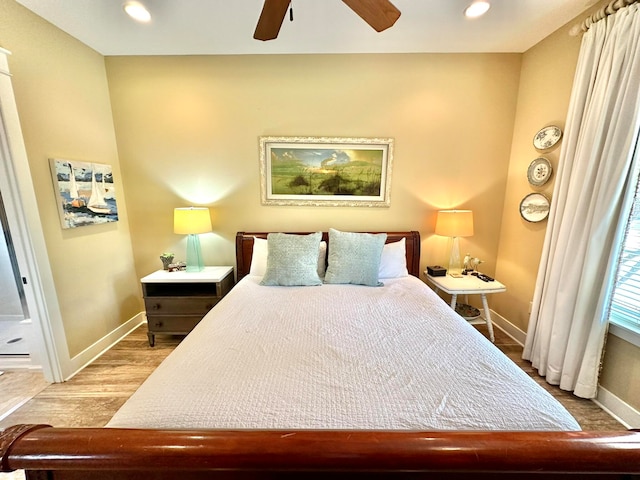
xmin=0 ymin=327 xmax=180 ymax=429
xmin=0 ymin=324 xmax=624 ymax=430
xmin=477 ymin=325 xmax=624 ymax=430
xmin=0 ymin=370 xmax=48 ymax=423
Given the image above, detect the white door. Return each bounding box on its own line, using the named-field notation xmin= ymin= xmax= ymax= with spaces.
xmin=0 ymin=192 xmax=30 ymax=356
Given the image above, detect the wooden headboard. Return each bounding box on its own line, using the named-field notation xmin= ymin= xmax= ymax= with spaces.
xmin=235 ymin=231 xmax=421 ymax=281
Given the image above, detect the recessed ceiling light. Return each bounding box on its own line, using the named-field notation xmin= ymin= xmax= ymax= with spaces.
xmin=123 ymin=1 xmax=151 ymax=23
xmin=464 ymin=1 xmax=491 ymax=18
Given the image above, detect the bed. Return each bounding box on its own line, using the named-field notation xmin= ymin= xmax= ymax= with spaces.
xmin=1 ymin=230 xmax=639 ymax=479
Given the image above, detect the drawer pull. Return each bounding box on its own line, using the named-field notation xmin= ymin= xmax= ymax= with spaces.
xmin=154 ymin=321 xmax=163 ymax=328
xmin=151 ymin=303 xmax=161 ymax=310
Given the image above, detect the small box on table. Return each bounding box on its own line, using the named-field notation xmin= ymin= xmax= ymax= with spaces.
xmin=427 ymin=265 xmax=447 ymax=277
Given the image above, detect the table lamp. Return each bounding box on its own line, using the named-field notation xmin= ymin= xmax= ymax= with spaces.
xmin=435 ymin=210 xmax=474 ymax=276
xmin=174 ymin=207 xmax=212 ymax=272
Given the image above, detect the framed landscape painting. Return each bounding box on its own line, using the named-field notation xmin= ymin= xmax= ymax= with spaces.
xmin=259 ymin=136 xmax=393 ymax=207
xmin=50 ymin=158 xmax=119 ymax=229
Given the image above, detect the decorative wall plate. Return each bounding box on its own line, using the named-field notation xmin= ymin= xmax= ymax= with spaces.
xmin=520 ymin=193 xmax=550 ymax=222
xmin=527 ymin=157 xmax=553 ymax=186
xmin=533 ymin=125 xmax=562 ymax=150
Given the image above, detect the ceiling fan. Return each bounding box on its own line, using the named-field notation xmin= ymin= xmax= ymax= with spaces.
xmin=254 ymin=0 xmax=401 ymax=41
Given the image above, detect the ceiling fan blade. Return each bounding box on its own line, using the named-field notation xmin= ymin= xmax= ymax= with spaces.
xmin=254 ymin=0 xmax=291 ymax=41
xmin=342 ymin=0 xmax=401 ymax=32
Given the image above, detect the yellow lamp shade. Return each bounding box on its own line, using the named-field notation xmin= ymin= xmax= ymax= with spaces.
xmin=435 ymin=210 xmax=474 ymax=238
xmin=174 ymin=207 xmax=212 ymax=235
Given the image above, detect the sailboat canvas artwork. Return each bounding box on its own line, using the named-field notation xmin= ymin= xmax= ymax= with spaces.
xmin=50 ymin=158 xmax=119 ymax=229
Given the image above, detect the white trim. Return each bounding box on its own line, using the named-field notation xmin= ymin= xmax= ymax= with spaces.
xmin=609 ymin=322 xmax=640 ymax=348
xmin=64 ymin=312 xmax=146 ymax=381
xmin=0 ymin=355 xmax=38 ymax=370
xmin=490 ymin=309 xmax=526 ymax=345
xmin=0 ymin=46 xmax=10 ymax=77
xmin=595 ymin=385 xmax=640 ymax=429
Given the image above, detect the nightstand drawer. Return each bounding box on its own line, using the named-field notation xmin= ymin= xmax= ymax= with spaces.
xmin=146 ymin=315 xmax=202 ymax=333
xmin=144 ymin=296 xmax=218 ymax=315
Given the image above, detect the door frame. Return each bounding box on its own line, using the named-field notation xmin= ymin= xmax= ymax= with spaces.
xmin=0 ymin=47 xmax=65 ymax=382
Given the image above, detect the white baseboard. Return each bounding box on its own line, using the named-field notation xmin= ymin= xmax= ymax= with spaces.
xmin=489 ymin=309 xmax=526 ymax=345
xmin=595 ymin=386 xmax=640 ymax=429
xmin=0 ymin=355 xmax=38 ymax=370
xmin=63 ymin=312 xmax=145 ymax=381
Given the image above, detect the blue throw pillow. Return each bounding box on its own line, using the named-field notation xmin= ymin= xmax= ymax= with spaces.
xmin=260 ymin=232 xmax=323 ymax=286
xmin=324 ymin=229 xmax=387 ymax=286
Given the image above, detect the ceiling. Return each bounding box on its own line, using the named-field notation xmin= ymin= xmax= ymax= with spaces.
xmin=14 ymin=0 xmax=598 ymax=56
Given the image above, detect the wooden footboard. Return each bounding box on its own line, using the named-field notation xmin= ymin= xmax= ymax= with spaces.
xmin=2 ymin=425 xmax=640 ymax=479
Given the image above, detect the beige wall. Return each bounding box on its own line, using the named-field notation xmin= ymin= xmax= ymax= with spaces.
xmin=0 ymin=0 xmax=140 ymax=357
xmin=493 ymin=15 xmax=582 ymax=332
xmin=105 ymin=53 xmax=521 ymax=279
xmin=600 ymin=335 xmax=640 ymax=411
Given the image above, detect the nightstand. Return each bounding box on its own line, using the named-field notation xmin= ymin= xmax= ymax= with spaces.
xmin=141 ymin=266 xmax=234 ymax=346
xmin=424 ymin=272 xmax=506 ymax=342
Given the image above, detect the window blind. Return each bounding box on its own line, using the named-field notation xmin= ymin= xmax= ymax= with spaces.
xmin=610 ymin=179 xmax=640 ymax=332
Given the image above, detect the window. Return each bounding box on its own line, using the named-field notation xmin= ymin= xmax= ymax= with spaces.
xmin=609 ymin=174 xmax=640 ymax=342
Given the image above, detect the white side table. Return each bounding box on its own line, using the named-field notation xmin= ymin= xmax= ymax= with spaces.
xmin=424 ymin=273 xmax=506 ymax=342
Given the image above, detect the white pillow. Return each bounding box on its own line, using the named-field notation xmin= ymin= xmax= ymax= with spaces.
xmin=378 ymin=238 xmax=409 ymax=279
xmin=249 ymin=237 xmax=269 ymax=275
xmin=249 ymin=236 xmax=327 ymax=278
xmin=317 ymin=240 xmax=327 ymax=277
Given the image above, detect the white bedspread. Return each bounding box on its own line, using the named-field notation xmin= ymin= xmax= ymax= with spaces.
xmin=108 ymin=275 xmax=580 ymax=431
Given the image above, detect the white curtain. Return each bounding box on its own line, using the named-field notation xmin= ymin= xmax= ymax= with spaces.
xmin=523 ymin=4 xmax=640 ymax=399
